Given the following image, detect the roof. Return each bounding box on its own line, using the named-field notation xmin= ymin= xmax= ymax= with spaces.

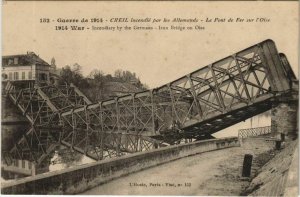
xmin=2 ymin=52 xmax=50 ymax=67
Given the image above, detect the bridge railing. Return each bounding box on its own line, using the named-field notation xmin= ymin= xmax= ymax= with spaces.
xmin=238 ymin=126 xmax=272 ymax=139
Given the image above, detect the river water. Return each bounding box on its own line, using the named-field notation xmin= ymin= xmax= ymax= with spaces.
xmin=1 ymin=110 xmax=271 ymax=187
xmin=47 ymin=111 xmax=271 ymax=173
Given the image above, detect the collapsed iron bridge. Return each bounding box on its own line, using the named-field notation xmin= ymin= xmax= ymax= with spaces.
xmin=2 ymin=39 xmax=298 ymax=165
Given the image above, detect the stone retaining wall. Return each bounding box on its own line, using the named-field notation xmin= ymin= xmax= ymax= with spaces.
xmin=1 ymin=137 xmax=239 ymax=194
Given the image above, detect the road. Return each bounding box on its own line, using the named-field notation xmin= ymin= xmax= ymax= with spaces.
xmin=81 ymin=138 xmax=274 ymax=195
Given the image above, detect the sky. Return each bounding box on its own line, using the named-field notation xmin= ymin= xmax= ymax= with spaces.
xmin=2 ymin=1 xmax=299 ymax=88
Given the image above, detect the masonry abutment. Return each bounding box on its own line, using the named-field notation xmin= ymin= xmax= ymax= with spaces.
xmin=271 ymin=101 xmax=298 ymax=140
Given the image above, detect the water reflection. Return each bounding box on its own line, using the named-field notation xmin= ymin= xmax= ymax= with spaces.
xmin=48 ymin=111 xmax=271 ymax=172
xmin=2 ymin=111 xmax=272 ymax=179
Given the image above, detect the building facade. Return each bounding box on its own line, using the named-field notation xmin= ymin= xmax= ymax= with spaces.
xmin=2 ymin=52 xmax=50 ymax=83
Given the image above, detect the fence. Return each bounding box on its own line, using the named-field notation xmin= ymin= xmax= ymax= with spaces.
xmin=238 ymin=126 xmax=272 ymax=139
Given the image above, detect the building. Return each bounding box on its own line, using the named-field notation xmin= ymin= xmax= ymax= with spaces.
xmin=2 ymin=52 xmax=50 ymax=83
xmin=1 ymin=52 xmax=52 ymax=180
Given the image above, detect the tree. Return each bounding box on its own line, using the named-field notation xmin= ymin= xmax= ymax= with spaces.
xmin=106 ymin=74 xmax=113 ymax=81
xmin=59 ymin=65 xmax=73 ymax=84
xmin=58 ymin=64 xmax=148 ymax=102
xmin=59 ymin=64 xmax=89 ymax=88
xmin=50 ymin=57 xmax=56 ymax=71
xmin=72 ymin=63 xmax=82 ymax=74
xmin=114 ymin=69 xmax=122 ymax=78
xmin=88 ymin=69 xmax=105 ymax=81
xmin=88 ymin=69 xmax=107 ymax=101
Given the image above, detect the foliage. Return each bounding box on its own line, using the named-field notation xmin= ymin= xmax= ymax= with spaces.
xmin=58 ymin=63 xmax=90 ymax=88
xmin=58 ymin=64 xmax=149 ymax=102
xmin=56 ymin=148 xmax=83 ymax=168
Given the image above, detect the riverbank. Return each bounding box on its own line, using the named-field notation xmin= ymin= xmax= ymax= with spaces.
xmin=243 ymin=139 xmax=298 ymax=196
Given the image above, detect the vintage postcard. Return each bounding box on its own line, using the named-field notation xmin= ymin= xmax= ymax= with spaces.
xmin=1 ymin=1 xmax=299 ymax=196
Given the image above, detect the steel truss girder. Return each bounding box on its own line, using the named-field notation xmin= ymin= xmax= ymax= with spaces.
xmin=5 ymin=83 xmax=60 ymax=126
xmin=60 ymin=40 xmax=293 ymax=139
xmin=5 ymin=40 xmax=297 ymax=164
xmin=5 ymin=81 xmax=92 ymax=164
xmin=9 ymin=127 xmax=60 ymax=164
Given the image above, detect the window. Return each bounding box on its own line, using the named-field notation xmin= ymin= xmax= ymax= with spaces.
xmin=3 ymin=59 xmax=8 ymax=66
xmin=39 ymin=73 xmax=47 ymax=81
xmin=13 ymin=72 xmax=19 ymax=80
xmin=8 ymin=59 xmax=13 ymax=65
xmin=22 ymin=160 xmax=25 ymax=168
xmin=28 ymin=71 xmax=32 ymax=79
xmin=14 ymin=57 xmax=18 ymax=64
xmin=8 ymin=72 xmax=12 ymax=80
xmin=22 ymin=72 xmax=25 ymax=80
xmin=14 ymin=159 xmax=19 ymax=167
xmin=2 ymin=73 xmax=8 ymax=80
xmin=28 ymin=162 xmax=32 ymax=169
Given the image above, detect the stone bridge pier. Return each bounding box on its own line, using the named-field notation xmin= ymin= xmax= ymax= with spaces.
xmin=271 ymin=93 xmax=298 ymax=140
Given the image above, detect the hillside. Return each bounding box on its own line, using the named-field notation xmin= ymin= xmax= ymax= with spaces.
xmin=80 ymin=80 xmax=145 ymax=102
xmin=55 ymin=65 xmax=148 ymax=102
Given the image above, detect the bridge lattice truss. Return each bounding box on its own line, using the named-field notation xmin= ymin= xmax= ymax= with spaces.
xmin=3 ymin=40 xmax=297 ymax=165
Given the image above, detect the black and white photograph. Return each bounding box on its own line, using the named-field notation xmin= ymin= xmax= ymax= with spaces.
xmin=1 ymin=1 xmax=299 ymax=196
